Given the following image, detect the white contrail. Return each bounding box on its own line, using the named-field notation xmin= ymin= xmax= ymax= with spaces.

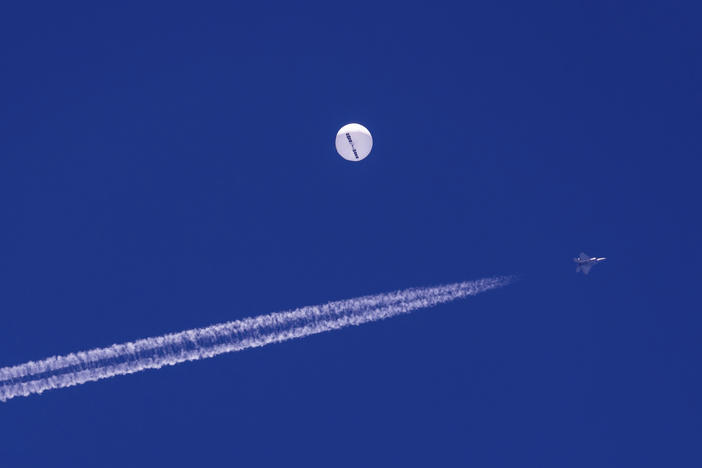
xmin=0 ymin=276 xmax=511 ymax=402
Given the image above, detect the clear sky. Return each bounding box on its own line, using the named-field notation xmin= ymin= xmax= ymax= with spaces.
xmin=1 ymin=1 xmax=700 ymax=466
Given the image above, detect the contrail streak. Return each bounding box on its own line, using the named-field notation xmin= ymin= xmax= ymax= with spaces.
xmin=0 ymin=276 xmax=511 ymax=402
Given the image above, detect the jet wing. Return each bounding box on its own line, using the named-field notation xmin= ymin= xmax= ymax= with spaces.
xmin=578 ymin=263 xmax=593 ymax=274
xmin=579 ymin=252 xmax=591 ymax=261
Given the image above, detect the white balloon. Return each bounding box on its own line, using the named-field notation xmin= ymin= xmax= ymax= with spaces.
xmin=335 ymin=123 xmax=373 ymax=161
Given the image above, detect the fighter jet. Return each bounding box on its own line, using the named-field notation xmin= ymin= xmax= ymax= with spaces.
xmin=574 ymin=252 xmax=606 ymax=274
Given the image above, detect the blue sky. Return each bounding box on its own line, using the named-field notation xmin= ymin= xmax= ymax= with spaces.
xmin=1 ymin=1 xmax=700 ymax=466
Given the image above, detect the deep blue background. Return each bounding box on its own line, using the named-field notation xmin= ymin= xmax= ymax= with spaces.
xmin=1 ymin=1 xmax=700 ymax=466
